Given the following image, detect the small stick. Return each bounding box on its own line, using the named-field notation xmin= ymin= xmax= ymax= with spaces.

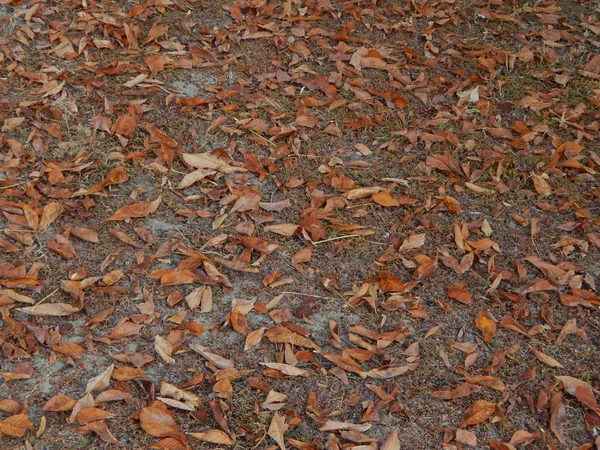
xmin=280 ymin=291 xmax=332 ymax=300
xmin=0 ymin=179 xmax=38 ymax=191
xmin=313 ymin=234 xmax=360 ymax=245
xmin=25 ymin=371 xmax=53 ymax=399
xmin=31 ymin=288 xmax=59 ymax=311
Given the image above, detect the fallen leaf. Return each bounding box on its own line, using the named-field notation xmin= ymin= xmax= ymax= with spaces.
xmin=381 ymin=430 xmax=400 ymax=450
xmin=44 ymin=395 xmax=77 ymax=412
xmin=267 ymin=412 xmax=288 ymax=450
xmin=549 ymin=392 xmax=566 ymax=443
xmin=532 ymin=349 xmax=563 ymax=368
xmin=188 ymin=429 xmax=234 ymax=445
xmin=18 ymin=302 xmax=81 ymax=316
xmin=182 ymin=153 xmax=247 ymax=174
xmin=460 ymin=400 xmax=498 ymax=427
xmin=531 ymin=173 xmax=551 ymax=196
xmin=85 ymin=364 xmax=114 ymax=394
xmin=106 ymin=196 xmax=161 ymax=221
xmin=140 ymin=401 xmax=185 ymax=442
xmin=245 ymin=327 xmax=266 ymax=350
xmin=0 ymin=414 xmax=33 ymax=437
xmin=475 ymin=310 xmax=496 ymax=343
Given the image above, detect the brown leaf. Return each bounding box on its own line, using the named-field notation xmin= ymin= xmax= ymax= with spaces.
xmin=189 ymin=429 xmax=234 ymax=445
xmin=144 ymin=23 xmax=168 ymax=44
xmin=112 ymin=366 xmax=145 ymax=381
xmin=381 ymin=430 xmax=400 ymax=450
xmin=399 ymin=233 xmax=426 ymax=251
xmin=190 ymin=344 xmax=234 ymax=369
xmin=48 ymin=233 xmax=77 ymax=259
xmin=366 ymin=363 xmax=418 ymax=379
xmin=140 ymin=401 xmax=185 ymax=441
xmin=532 ymin=349 xmax=563 ymax=368
xmin=460 ymin=400 xmax=498 ymax=427
xmin=176 ymin=169 xmax=216 ymax=189
xmin=323 ymin=353 xmax=366 ymax=376
xmin=265 ymin=327 xmax=319 ymax=350
xmin=264 ymin=224 xmax=298 ymax=237
xmin=106 ymin=196 xmax=161 ymax=221
xmin=549 ymin=392 xmax=566 ymax=443
xmin=292 ymin=246 xmax=312 ymax=272
xmin=320 ymin=420 xmax=371 ymax=432
xmin=267 ymin=412 xmax=288 ymax=450
xmin=379 ymin=272 xmax=406 ymax=292
xmin=448 ymin=281 xmax=473 ymax=304
xmin=556 ymin=376 xmax=600 ymax=415
xmin=110 ymin=229 xmax=143 ymax=248
xmin=431 ymin=382 xmax=480 ymax=400
xmin=531 ymin=172 xmax=551 ymax=196
xmin=21 ymin=204 xmax=39 ymax=231
xmin=113 ymin=113 xmax=136 ymax=137
xmin=372 ymin=191 xmax=400 ymax=207
xmin=2 ymin=117 xmax=26 ymax=131
xmin=51 ymin=341 xmax=84 ymax=359
xmin=230 ymin=311 xmax=248 ymax=335
xmin=462 ymin=374 xmax=506 ymax=391
xmin=86 ymin=420 xmax=120 ymax=444
xmin=185 ymin=286 xmax=212 ymax=312
xmin=182 ymin=153 xmax=246 ymax=174
xmin=436 ymin=195 xmax=462 ymax=214
xmin=0 ymin=414 xmax=33 ymax=437
xmin=260 ymin=363 xmax=308 ymax=377
xmin=68 ymin=227 xmax=99 ymax=243
xmin=155 ymin=335 xmax=175 ymax=364
xmin=456 ymin=429 xmax=477 ymax=447
xmin=76 ymin=407 xmax=115 ymax=425
xmin=85 ymin=364 xmax=114 ymax=394
xmin=508 ymin=429 xmax=541 ymax=446
xmin=43 ymin=395 xmax=77 ymax=412
xmin=244 ymin=327 xmax=266 ymax=351
xmin=18 ymin=302 xmax=81 ymax=316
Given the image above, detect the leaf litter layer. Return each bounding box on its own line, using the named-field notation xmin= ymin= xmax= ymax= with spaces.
xmin=0 ymin=0 xmax=599 ymax=448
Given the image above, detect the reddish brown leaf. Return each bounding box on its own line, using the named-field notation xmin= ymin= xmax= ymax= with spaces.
xmin=106 ymin=196 xmax=161 ymax=221
xmin=0 ymin=414 xmax=32 ymax=437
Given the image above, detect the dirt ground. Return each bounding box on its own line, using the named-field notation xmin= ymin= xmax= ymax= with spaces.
xmin=1 ymin=0 xmax=599 ymax=449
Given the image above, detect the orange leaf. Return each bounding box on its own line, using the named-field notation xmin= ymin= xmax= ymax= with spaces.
xmin=106 ymin=196 xmax=161 ymax=221
xmin=0 ymin=414 xmax=32 ymax=437
xmin=379 ymin=272 xmax=406 ymax=292
xmin=39 ymin=202 xmax=65 ymax=232
xmin=189 ymin=429 xmax=234 ymax=445
xmin=76 ymin=407 xmax=115 ymax=425
xmin=448 ymin=281 xmax=473 ymax=304
xmin=475 ymin=310 xmax=496 ymax=343
xmin=113 ymin=113 xmax=136 ymax=137
xmin=140 ymin=401 xmax=185 ymax=441
xmin=43 ymin=395 xmax=77 ymax=412
xmin=372 ymin=191 xmax=399 ymax=207
xmin=460 ymin=400 xmax=498 ymax=427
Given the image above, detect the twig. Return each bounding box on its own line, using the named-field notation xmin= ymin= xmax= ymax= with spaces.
xmin=25 ymin=371 xmax=53 ymax=399
xmin=31 ymin=288 xmax=59 ymax=311
xmin=280 ymin=291 xmax=332 ymax=300
xmin=248 ymin=129 xmax=276 ymax=146
xmin=250 ymin=431 xmax=267 ymax=450
xmin=313 ymin=234 xmax=360 ymax=245
xmin=0 ymin=179 xmax=38 ymax=191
